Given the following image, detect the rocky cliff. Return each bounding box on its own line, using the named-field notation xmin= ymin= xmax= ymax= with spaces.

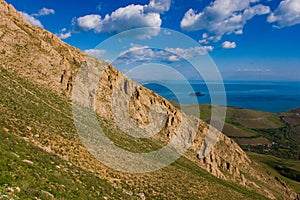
xmin=0 ymin=0 xmax=297 ymax=199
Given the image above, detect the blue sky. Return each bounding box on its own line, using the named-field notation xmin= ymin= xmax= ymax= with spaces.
xmin=6 ymin=0 xmax=300 ymax=80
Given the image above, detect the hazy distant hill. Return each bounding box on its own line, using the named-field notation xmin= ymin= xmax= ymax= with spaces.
xmin=0 ymin=0 xmax=297 ymax=199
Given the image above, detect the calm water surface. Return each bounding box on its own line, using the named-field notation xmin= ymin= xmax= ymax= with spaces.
xmin=142 ymin=81 xmax=300 ymax=113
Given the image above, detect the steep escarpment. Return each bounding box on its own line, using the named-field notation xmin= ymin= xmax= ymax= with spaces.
xmin=0 ymin=0 xmax=297 ymax=199
xmin=91 ymin=57 xmax=295 ymax=199
xmin=0 ymin=0 xmax=85 ymax=95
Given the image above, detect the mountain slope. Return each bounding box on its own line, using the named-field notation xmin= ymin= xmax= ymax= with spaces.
xmin=281 ymin=108 xmax=300 ymax=144
xmin=179 ymin=103 xmax=300 ymax=159
xmin=0 ymin=126 xmax=132 ymax=199
xmin=0 ymin=63 xmax=267 ymax=199
xmin=0 ymin=0 xmax=297 ymax=199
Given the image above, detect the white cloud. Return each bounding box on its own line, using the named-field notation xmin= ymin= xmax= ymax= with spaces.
xmin=168 ymin=55 xmax=181 ymax=62
xmin=21 ymin=12 xmax=43 ymax=28
xmin=181 ymin=0 xmax=270 ymax=42
xmin=77 ymin=15 xmax=101 ymax=31
xmin=57 ymin=28 xmax=72 ymax=39
xmin=115 ymin=44 xmax=213 ymax=65
xmin=267 ymin=0 xmax=300 ymax=28
xmin=222 ymin=41 xmax=236 ymax=49
xmin=166 ymin=46 xmax=212 ymax=59
xmin=199 ymin=39 xmax=208 ymax=44
xmin=95 ymin=5 xmax=161 ymax=33
xmin=203 ymin=45 xmax=214 ymax=51
xmin=243 ymin=4 xmax=270 ymax=20
xmin=117 ymin=44 xmax=160 ymax=64
xmin=199 ymin=34 xmax=222 ymax=44
xmin=75 ymin=0 xmax=166 ymax=38
xmin=58 ymin=32 xmax=71 ymax=39
xmin=33 ymin=7 xmax=55 ymax=17
xmin=144 ymin=0 xmax=171 ymax=13
xmin=235 ymin=29 xmax=243 ymax=34
xmin=84 ymin=49 xmax=107 ymax=58
xmin=236 ymin=68 xmax=271 ymax=73
xmin=20 ymin=7 xmax=55 ymax=28
xmin=119 ymin=44 xmax=150 ymax=55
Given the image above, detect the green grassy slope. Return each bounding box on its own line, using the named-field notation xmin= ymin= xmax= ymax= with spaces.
xmin=281 ymin=108 xmax=300 ymax=143
xmin=248 ymin=152 xmax=300 ymax=194
xmin=0 ymin=66 xmax=270 ymax=199
xmin=170 ymin=102 xmax=300 ymax=194
xmin=175 ymin=103 xmax=300 ymax=159
xmin=0 ymin=127 xmax=130 ymax=200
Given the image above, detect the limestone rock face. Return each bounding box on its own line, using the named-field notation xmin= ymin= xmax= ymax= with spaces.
xmin=0 ymin=0 xmax=85 ymax=95
xmin=0 ymin=0 xmax=297 ymax=199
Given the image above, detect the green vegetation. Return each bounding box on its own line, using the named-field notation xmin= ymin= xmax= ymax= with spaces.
xmin=250 ymin=127 xmax=300 ymax=159
xmin=248 ymin=152 xmax=300 ymax=193
xmin=171 ymin=102 xmax=300 ymax=194
xmin=173 ymin=103 xmax=300 ymax=159
xmin=0 ymin=67 xmax=272 ymax=199
xmin=0 ymin=68 xmax=132 ymax=199
xmin=0 ymin=127 xmax=130 ymax=199
xmin=171 ymin=157 xmax=268 ymax=200
xmin=0 ymin=67 xmax=76 ymax=144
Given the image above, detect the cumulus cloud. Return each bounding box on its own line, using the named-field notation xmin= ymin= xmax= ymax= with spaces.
xmin=167 ymin=55 xmax=181 ymax=62
xmin=222 ymin=41 xmax=236 ymax=49
xmin=116 ymin=44 xmax=161 ymax=64
xmin=166 ymin=46 xmax=213 ymax=59
xmin=115 ymin=44 xmax=212 ymax=65
xmin=199 ymin=33 xmax=222 ymax=44
xmin=203 ymin=45 xmax=214 ymax=51
xmin=33 ymin=7 xmax=55 ymax=17
xmin=181 ymin=0 xmax=270 ymax=42
xmin=75 ymin=0 xmax=170 ymax=38
xmin=144 ymin=0 xmax=171 ymax=13
xmin=21 ymin=12 xmax=43 ymax=28
xmin=243 ymin=4 xmax=270 ymax=20
xmin=94 ymin=5 xmax=161 ymax=34
xmin=84 ymin=49 xmax=107 ymax=58
xmin=58 ymin=32 xmax=71 ymax=39
xmin=21 ymin=7 xmax=55 ymax=28
xmin=77 ymin=15 xmax=101 ymax=31
xmin=57 ymin=28 xmax=72 ymax=39
xmin=267 ymin=0 xmax=300 ymax=28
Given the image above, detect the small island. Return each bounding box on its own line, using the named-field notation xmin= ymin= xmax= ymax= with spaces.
xmin=189 ymin=92 xmax=205 ymax=96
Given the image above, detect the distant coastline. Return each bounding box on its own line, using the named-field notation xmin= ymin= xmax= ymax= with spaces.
xmin=142 ymin=81 xmax=300 ymax=113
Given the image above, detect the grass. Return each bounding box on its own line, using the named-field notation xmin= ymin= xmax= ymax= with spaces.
xmin=171 ymin=157 xmax=269 ymax=200
xmin=222 ymin=123 xmax=257 ymax=138
xmin=0 ymin=61 xmax=276 ymax=199
xmin=170 ymin=102 xmax=300 ymax=160
xmin=248 ymin=152 xmax=300 ymax=194
xmin=170 ymin=99 xmax=300 ymax=195
xmin=0 ymin=127 xmax=130 ymax=199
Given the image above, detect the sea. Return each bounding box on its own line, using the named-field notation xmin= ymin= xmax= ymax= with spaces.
xmin=141 ymin=81 xmax=300 ymax=113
